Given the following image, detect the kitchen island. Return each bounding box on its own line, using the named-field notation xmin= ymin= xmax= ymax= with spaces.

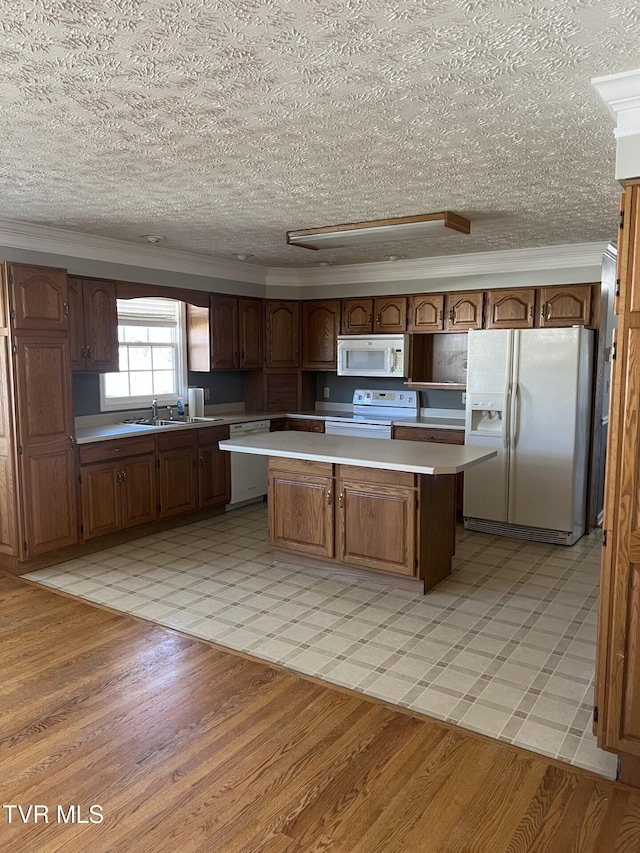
xmin=220 ymin=432 xmax=495 ymax=593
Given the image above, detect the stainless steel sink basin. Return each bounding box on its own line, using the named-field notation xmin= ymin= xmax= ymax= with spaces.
xmin=121 ymin=416 xmax=225 ymax=428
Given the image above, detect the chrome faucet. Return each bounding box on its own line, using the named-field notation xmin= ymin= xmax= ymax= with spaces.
xmin=151 ymin=398 xmax=158 ymax=420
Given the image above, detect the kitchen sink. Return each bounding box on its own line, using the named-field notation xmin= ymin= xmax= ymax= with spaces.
xmin=121 ymin=416 xmax=225 ymax=428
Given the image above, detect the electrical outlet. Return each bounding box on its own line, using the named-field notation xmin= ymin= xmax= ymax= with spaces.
xmin=323 ymin=387 xmax=330 ymax=399
xmin=204 ymin=388 xmax=210 ymax=401
xmin=461 ymin=392 xmax=467 ymax=404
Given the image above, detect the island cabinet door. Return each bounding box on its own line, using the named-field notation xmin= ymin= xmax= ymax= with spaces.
xmin=268 ymin=462 xmax=334 ymax=558
xmin=336 ymin=472 xmax=416 ymax=576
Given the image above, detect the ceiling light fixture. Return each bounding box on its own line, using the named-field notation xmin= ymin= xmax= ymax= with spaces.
xmin=286 ymin=212 xmax=470 ymax=251
xmin=232 ymin=253 xmax=253 ymax=261
xmin=140 ymin=234 xmax=164 ymax=244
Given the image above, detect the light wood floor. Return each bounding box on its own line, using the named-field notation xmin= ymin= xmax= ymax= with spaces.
xmin=2 ymin=574 xmax=640 ymax=853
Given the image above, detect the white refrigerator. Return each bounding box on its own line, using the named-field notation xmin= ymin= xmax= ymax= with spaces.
xmin=463 ymin=327 xmax=593 ymax=545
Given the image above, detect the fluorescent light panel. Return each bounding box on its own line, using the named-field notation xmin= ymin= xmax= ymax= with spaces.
xmin=286 ymin=212 xmax=470 ymax=250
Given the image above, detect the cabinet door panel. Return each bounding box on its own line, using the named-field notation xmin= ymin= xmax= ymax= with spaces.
xmin=408 ymin=294 xmax=444 ymax=332
xmin=268 ymin=471 xmax=334 ymax=557
xmin=265 ymin=301 xmax=300 ymax=367
xmin=9 ymin=265 xmax=68 ymax=330
xmin=445 ymin=291 xmax=484 ymax=331
xmin=21 ymin=446 xmax=78 ymax=554
xmin=14 ymin=336 xmax=74 ymax=448
xmin=238 ymin=298 xmax=264 ymax=369
xmin=486 ymin=289 xmax=535 ymax=329
xmin=341 ymin=299 xmax=373 ymax=334
xmin=159 ymin=447 xmax=198 ymax=517
xmin=81 ymin=462 xmax=121 ymax=540
xmin=211 ymin=294 xmax=239 ymax=369
xmin=302 ymin=300 xmax=340 ymax=369
xmin=199 ymin=444 xmax=231 ymax=507
xmin=0 ymin=337 xmax=17 ymax=554
xmin=83 ymin=280 xmax=119 ymax=371
xmin=121 ymin=455 xmax=158 ymax=528
xmin=538 ymin=285 xmax=592 ymax=327
xmin=68 ymin=277 xmax=86 ymax=371
xmin=338 ymin=482 xmax=415 ymax=575
xmin=374 ymin=297 xmax=407 ymax=332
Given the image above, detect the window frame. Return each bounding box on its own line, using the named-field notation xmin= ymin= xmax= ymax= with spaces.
xmin=99 ymin=299 xmax=188 ymax=413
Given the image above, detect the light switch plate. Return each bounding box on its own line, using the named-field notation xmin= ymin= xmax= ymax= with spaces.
xmin=323 ymin=387 xmax=330 ymax=399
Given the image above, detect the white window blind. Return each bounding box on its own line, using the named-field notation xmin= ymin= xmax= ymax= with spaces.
xmin=116 ymin=297 xmax=179 ymax=326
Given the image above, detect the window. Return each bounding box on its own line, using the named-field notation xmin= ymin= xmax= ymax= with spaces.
xmin=100 ymin=298 xmax=187 ymax=412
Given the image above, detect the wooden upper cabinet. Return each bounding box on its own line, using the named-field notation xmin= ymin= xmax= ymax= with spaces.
xmin=265 ymin=300 xmax=300 ymax=367
xmin=486 ymin=289 xmax=536 ymax=330
xmin=238 ymin=297 xmax=264 ymax=369
xmin=8 ymin=264 xmax=68 ymax=331
xmin=342 ymin=297 xmax=407 ymax=334
xmin=211 ymin=294 xmax=239 ymax=370
xmin=68 ymin=277 xmax=119 ymax=372
xmin=187 ymin=296 xmax=263 ymax=371
xmin=302 ymin=300 xmax=341 ymax=369
xmin=538 ymin=285 xmax=592 ymax=328
xmin=375 ymin=297 xmax=407 ymax=332
xmin=408 ymin=294 xmax=445 ymax=332
xmin=444 ymin=291 xmax=484 ymax=331
xmin=341 ymin=298 xmax=373 ymax=334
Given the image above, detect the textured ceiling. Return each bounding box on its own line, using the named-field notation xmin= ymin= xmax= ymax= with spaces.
xmin=0 ymin=0 xmax=637 ymax=268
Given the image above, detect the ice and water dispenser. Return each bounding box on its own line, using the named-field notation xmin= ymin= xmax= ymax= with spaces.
xmin=465 ymin=394 xmax=505 ymax=437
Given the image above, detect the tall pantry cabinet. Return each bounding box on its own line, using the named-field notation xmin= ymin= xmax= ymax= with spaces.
xmin=0 ymin=264 xmax=78 ymax=562
xmin=596 ymin=179 xmax=640 ymax=785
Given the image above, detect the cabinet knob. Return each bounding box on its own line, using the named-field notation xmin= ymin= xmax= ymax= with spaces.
xmin=121 ymin=470 xmax=127 ymax=482
xmin=376 ymin=313 xmax=381 ymax=326
xmin=326 ymin=488 xmax=332 ymax=506
xmin=338 ymin=491 xmax=344 ymax=509
xmin=86 ymin=347 xmax=91 ymax=360
xmin=449 ymin=306 xmax=456 ymax=323
xmin=368 ymin=313 xmax=372 ymax=325
xmin=63 ymin=302 xmax=69 ymax=318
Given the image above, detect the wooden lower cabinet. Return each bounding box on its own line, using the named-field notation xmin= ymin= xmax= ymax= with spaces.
xmin=267 ymin=458 xmax=456 ymax=590
xmin=337 ymin=473 xmax=415 ymax=576
xmin=21 ymin=446 xmax=78 ymax=554
xmin=80 ymin=438 xmax=158 ymax=541
xmin=158 ymin=431 xmax=198 ymax=519
xmin=268 ymin=459 xmax=334 ymax=558
xmin=198 ymin=425 xmax=231 ymax=508
xmin=284 ymin=418 xmax=325 ymax=433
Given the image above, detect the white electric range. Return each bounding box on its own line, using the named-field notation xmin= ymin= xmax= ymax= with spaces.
xmin=323 ymin=388 xmax=419 ymax=440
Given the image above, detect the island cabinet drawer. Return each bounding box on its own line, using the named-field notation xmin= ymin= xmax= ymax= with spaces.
xmin=268 ymin=457 xmax=333 ymax=477
xmin=336 ymin=464 xmax=416 ymax=489
xmin=79 ymin=436 xmax=156 ymax=465
xmin=393 ymin=426 xmax=465 ymax=445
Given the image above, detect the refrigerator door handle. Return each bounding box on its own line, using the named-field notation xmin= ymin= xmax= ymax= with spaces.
xmin=503 ymin=385 xmax=511 ymax=449
xmin=510 ymin=384 xmax=520 ymax=449
xmin=509 ymin=332 xmax=521 ymax=451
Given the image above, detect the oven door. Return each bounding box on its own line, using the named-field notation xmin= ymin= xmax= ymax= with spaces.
xmin=324 ymin=419 xmax=392 ymax=440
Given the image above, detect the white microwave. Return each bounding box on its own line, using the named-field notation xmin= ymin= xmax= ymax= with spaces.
xmin=337 ymin=334 xmax=410 ymax=377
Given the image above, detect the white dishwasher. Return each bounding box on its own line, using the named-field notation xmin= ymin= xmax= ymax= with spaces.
xmin=226 ymin=419 xmax=271 ymax=509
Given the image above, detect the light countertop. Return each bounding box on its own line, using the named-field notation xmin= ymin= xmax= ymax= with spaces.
xmin=219 ymin=431 xmax=495 ymax=476
xmin=288 ymin=411 xmax=465 ymax=430
xmin=75 ymin=411 xmax=282 ymax=444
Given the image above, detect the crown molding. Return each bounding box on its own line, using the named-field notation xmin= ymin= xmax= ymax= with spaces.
xmin=0 ymin=218 xmax=268 ymax=286
xmin=0 ymin=218 xmax=607 ymax=292
xmin=592 ymin=68 xmax=640 ymax=122
xmin=267 ymin=242 xmax=609 ymax=288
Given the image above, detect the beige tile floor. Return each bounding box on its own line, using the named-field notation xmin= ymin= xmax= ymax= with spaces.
xmin=25 ymin=503 xmax=617 ymax=780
